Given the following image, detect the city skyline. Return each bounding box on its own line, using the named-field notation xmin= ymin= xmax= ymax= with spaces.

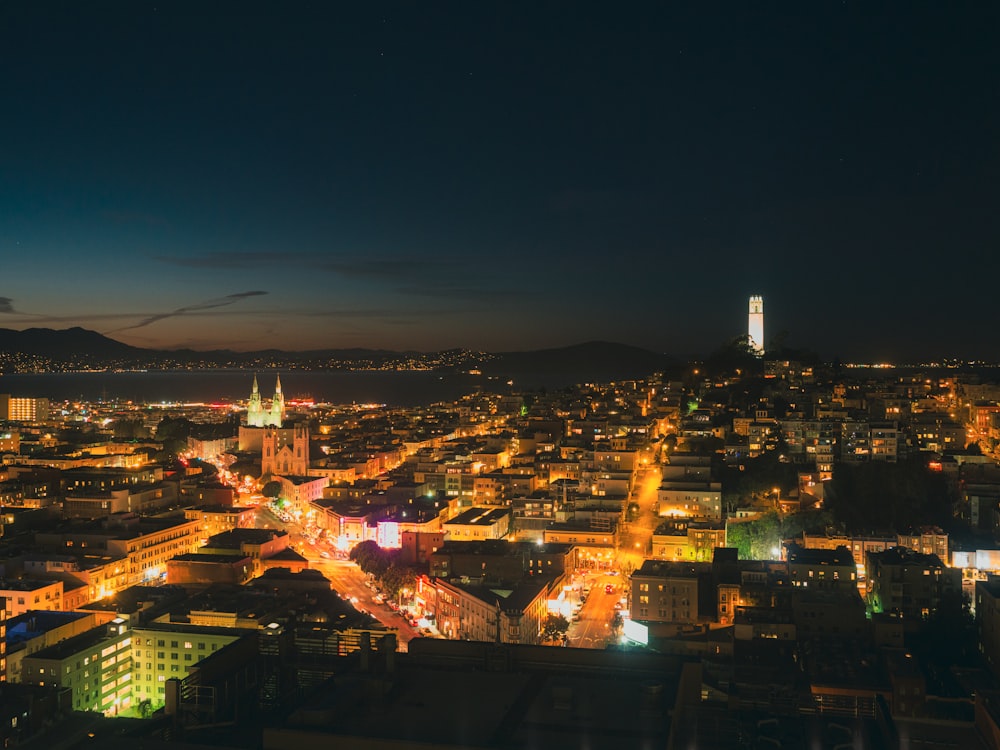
xmin=1 ymin=4 xmax=996 ymax=362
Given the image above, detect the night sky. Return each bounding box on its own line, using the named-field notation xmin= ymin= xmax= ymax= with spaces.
xmin=1 ymin=3 xmax=996 ymax=362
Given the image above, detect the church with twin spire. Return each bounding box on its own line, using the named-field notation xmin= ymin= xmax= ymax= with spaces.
xmin=246 ymin=373 xmax=285 ymax=427
xmin=238 ymin=374 xmax=310 ymax=479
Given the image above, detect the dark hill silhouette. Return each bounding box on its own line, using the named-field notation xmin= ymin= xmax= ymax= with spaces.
xmin=0 ymin=327 xmax=146 ymax=358
xmin=0 ymin=328 xmax=678 ymax=382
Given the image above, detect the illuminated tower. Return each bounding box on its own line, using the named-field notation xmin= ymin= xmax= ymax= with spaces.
xmin=748 ymin=295 xmax=764 ymax=356
xmin=246 ymin=374 xmax=285 ymax=427
xmin=271 ymin=373 xmax=285 ymax=425
xmin=247 ymin=375 xmax=263 ymax=426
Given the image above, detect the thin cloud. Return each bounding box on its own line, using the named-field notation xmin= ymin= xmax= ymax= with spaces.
xmin=394 ymin=285 xmax=526 ymax=300
xmin=153 ymin=252 xmax=465 ymax=284
xmin=105 ymin=291 xmax=269 ymax=333
xmin=153 ymin=251 xmax=279 ymax=269
xmin=320 ymin=258 xmax=446 ymax=280
xmin=0 ymin=297 xmax=17 ymax=313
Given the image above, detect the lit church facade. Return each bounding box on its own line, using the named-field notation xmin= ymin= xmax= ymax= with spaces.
xmin=247 ymin=374 xmax=285 ymax=427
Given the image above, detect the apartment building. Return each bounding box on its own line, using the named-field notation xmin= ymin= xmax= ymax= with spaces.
xmin=0 ymin=579 xmax=64 ymax=618
xmin=427 ymin=576 xmax=551 ymax=645
xmin=21 ymin=618 xmax=131 ymax=714
xmin=36 ymin=515 xmax=202 ymax=587
xmin=630 ymin=560 xmax=713 ymax=625
xmin=130 ymin=623 xmax=252 ymax=709
xmin=442 ymin=507 xmax=511 ymax=541
xmin=866 ymin=547 xmax=959 ymax=622
xmin=785 ymin=543 xmax=857 ymax=592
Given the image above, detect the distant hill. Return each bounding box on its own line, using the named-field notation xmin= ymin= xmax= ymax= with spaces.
xmin=0 ymin=328 xmax=677 ymax=382
xmin=0 ymin=327 xmax=146 ymax=359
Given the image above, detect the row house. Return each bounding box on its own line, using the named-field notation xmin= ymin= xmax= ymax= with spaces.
xmin=870 ymin=421 xmax=901 ymax=462
xmin=178 ymin=479 xmax=237 ymax=507
xmin=896 ymin=527 xmax=948 ymax=561
xmin=425 ymin=576 xmax=551 ymax=645
xmin=785 ymin=543 xmax=858 ymax=592
xmin=651 ymin=521 xmax=726 ymax=563
xmin=656 ymin=480 xmax=722 ymax=521
xmin=442 ymin=507 xmax=511 ymax=542
xmin=660 ymin=455 xmax=712 ymax=482
xmin=469 ymin=447 xmax=510 ymax=473
xmin=201 ymin=528 xmax=292 ymax=577
xmin=276 ymin=474 xmax=329 ymax=510
xmin=22 ymin=554 xmax=129 ymax=606
xmin=429 ymin=540 xmax=573 ymax=583
xmin=0 ymin=579 xmax=64 ymax=618
xmin=909 ymin=413 xmax=967 ymax=453
xmin=310 ymin=499 xmax=392 ymax=545
xmin=183 ymin=505 xmax=256 ymax=542
xmin=866 ymin=547 xmax=959 ymax=623
xmin=543 ymin=519 xmax=618 ymax=570
xmin=472 ymin=473 xmax=508 ymax=506
xmin=592 ymin=448 xmax=638 ymax=473
xmin=510 ymin=493 xmax=560 ymax=541
xmin=36 ymin=516 xmax=202 ymax=587
xmin=63 ymin=466 xmax=164 ymax=492
xmin=541 ymin=456 xmax=585 ymax=484
xmin=64 ymin=480 xmax=178 ymax=519
xmin=586 ymin=470 xmax=631 ymax=498
xmin=629 ymin=560 xmax=712 ymax=625
xmin=800 ymin=532 xmax=894 ymax=582
xmin=186 ymin=434 xmax=238 ymax=460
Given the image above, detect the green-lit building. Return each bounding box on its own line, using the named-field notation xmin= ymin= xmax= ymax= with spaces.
xmin=130 ymin=623 xmax=252 ymax=708
xmin=21 ymin=618 xmax=131 ymax=715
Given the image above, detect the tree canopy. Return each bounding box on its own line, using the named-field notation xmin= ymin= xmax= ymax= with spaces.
xmin=542 ymin=613 xmax=570 ymax=642
xmin=827 ymin=457 xmax=953 ymax=532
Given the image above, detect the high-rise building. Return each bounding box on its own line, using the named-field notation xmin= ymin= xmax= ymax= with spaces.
xmin=748 ymin=295 xmax=764 ymax=356
xmin=1 ymin=396 xmax=49 ymax=423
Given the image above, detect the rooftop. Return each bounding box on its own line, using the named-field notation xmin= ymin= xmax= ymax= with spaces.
xmin=444 ymin=507 xmax=510 ymax=526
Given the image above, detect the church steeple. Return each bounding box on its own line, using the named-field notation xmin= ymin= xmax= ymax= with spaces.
xmin=270 ymin=374 xmax=285 ymax=426
xmin=247 ymin=373 xmax=283 ymax=428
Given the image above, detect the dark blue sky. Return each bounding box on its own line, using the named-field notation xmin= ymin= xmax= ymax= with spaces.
xmin=1 ymin=2 xmax=996 ymax=361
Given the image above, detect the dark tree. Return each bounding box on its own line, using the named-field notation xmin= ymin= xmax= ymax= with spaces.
xmin=542 ymin=613 xmax=570 ymax=642
xmin=828 ymin=457 xmax=952 ymax=532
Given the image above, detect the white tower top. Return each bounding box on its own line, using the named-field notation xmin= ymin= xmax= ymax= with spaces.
xmin=748 ymin=295 xmax=764 ymax=356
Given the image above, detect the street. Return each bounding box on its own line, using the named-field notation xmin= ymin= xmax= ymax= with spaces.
xmin=565 ymin=571 xmax=625 ymax=648
xmin=617 ymin=466 xmax=662 ymax=572
xmin=254 ymin=507 xmax=420 ymax=650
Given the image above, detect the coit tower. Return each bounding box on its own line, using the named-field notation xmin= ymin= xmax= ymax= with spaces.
xmin=748 ymin=295 xmax=764 ymax=356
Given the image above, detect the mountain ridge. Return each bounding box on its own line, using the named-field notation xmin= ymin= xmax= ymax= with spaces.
xmin=0 ymin=328 xmax=677 ymax=377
